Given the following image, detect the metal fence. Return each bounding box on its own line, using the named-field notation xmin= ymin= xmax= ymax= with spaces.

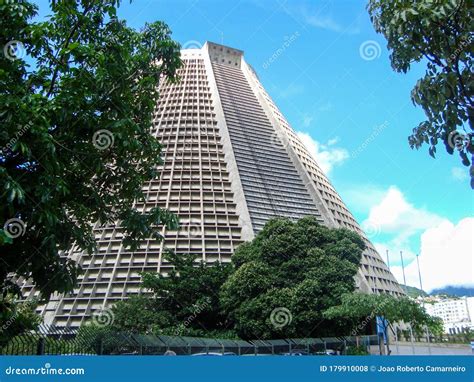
xmin=1 ymin=325 xmax=379 ymax=355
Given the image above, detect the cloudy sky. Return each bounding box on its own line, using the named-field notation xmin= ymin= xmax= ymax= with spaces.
xmin=35 ymin=0 xmax=473 ymax=291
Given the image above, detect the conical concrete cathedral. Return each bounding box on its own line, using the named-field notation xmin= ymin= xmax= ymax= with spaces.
xmin=22 ymin=42 xmax=403 ymax=327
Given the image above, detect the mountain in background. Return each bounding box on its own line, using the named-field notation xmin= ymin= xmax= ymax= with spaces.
xmin=401 ymin=285 xmax=428 ymax=298
xmin=429 ymin=286 xmax=474 ymax=297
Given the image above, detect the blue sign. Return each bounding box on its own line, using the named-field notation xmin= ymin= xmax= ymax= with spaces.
xmin=376 ymin=315 xmax=389 ymax=344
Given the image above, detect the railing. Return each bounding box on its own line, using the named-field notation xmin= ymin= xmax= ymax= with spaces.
xmin=1 ymin=325 xmax=380 ymax=356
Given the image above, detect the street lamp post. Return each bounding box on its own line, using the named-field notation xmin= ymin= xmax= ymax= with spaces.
xmin=416 ymin=253 xmax=431 ymax=354
xmin=400 ymin=251 xmax=407 ymax=292
xmin=416 ymin=254 xmax=423 ymax=292
xmin=400 ymin=251 xmax=415 ymax=354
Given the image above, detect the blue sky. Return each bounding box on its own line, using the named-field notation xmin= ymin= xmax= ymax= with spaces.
xmin=34 ymin=0 xmax=473 ymax=291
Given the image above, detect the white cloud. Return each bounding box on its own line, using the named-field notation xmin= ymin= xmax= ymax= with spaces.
xmin=297 ymin=9 xmax=360 ymax=35
xmin=362 ymin=186 xmax=443 ymax=247
xmin=390 ymin=218 xmax=474 ymax=292
xmin=351 ymin=185 xmax=472 ymax=291
xmin=296 ymin=132 xmax=349 ymax=174
xmin=451 ymin=167 xmax=469 ymax=182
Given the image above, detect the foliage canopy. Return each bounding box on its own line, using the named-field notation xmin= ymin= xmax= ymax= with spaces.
xmin=368 ymin=0 xmax=473 ymax=187
xmin=1 ymin=0 xmax=181 ymax=297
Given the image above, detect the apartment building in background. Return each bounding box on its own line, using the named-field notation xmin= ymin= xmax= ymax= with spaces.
xmin=424 ymin=296 xmax=474 ymax=334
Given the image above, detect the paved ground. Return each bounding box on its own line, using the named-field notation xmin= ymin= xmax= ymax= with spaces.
xmin=370 ymin=342 xmax=473 ymax=355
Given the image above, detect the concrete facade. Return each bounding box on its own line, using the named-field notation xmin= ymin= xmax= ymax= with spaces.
xmin=22 ymin=42 xmax=403 ymax=327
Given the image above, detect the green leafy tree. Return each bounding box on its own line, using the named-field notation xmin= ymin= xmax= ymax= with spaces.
xmin=324 ymin=292 xmax=443 ymax=336
xmin=220 ymin=217 xmax=366 ymax=339
xmin=367 ymin=0 xmax=473 ymax=187
xmin=1 ymin=1 xmax=181 ymax=298
xmin=110 ymin=295 xmax=173 ymax=334
xmin=110 ymin=251 xmax=234 ymax=337
xmin=0 ymin=283 xmax=41 ymax=347
xmin=76 ymin=323 xmax=121 ymax=355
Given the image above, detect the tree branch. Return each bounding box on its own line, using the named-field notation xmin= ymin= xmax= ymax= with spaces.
xmin=46 ymin=3 xmax=94 ymax=98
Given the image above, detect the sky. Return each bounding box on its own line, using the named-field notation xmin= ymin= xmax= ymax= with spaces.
xmin=34 ymin=0 xmax=473 ymax=292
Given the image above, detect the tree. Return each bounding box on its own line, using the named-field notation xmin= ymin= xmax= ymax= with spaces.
xmin=1 ymin=1 xmax=181 ymax=298
xmin=110 ymin=295 xmax=173 ymax=334
xmin=324 ymin=292 xmax=443 ymax=337
xmin=220 ymin=217 xmax=366 ymax=339
xmin=367 ymin=0 xmax=473 ymax=187
xmin=110 ymin=251 xmax=234 ymax=337
xmin=0 ymin=282 xmax=41 ymax=347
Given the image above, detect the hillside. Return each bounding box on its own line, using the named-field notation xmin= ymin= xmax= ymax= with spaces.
xmin=430 ymin=286 xmax=474 ymax=297
xmin=401 ymin=285 xmax=428 ymax=298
